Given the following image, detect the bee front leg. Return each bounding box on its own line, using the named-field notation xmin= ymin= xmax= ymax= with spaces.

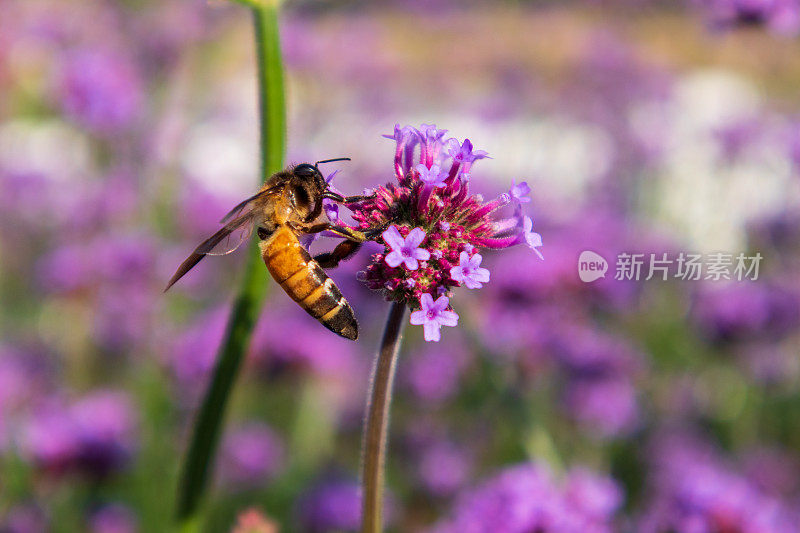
xmin=322 ymin=191 xmax=377 ymax=203
xmin=314 ymin=239 xmax=362 ymax=269
xmin=298 ymin=222 xmax=371 ymax=243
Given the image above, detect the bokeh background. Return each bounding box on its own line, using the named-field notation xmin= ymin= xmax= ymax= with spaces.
xmin=2 ymin=0 xmax=800 ymax=531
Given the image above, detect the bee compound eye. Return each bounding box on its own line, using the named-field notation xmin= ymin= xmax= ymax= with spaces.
xmin=294 ymin=163 xmax=318 ymax=179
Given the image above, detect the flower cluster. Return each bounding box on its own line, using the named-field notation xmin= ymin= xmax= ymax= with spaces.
xmin=345 ymin=124 xmax=542 ymax=341
xmin=431 ymin=463 xmax=623 ymax=533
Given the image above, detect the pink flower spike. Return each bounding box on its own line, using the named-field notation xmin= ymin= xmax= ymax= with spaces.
xmin=522 ymin=216 xmax=544 ymax=259
xmin=409 ymin=293 xmax=459 ymax=342
xmin=382 ymin=226 xmax=431 ymax=270
xmin=450 ymin=252 xmax=490 ymax=289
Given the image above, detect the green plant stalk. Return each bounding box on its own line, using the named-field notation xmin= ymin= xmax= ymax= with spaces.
xmin=176 ymin=2 xmax=285 ymax=523
xmin=360 ymin=302 xmax=407 ymax=533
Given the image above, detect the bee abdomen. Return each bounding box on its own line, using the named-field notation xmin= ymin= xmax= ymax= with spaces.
xmin=259 ymin=227 xmax=358 ymax=340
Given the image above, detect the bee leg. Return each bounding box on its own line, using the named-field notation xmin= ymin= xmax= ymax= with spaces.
xmin=314 ymin=239 xmax=362 ymax=269
xmin=322 ymin=192 xmax=377 ymax=203
xmin=341 ymin=192 xmax=377 ymax=203
xmin=297 ymin=221 xmax=371 ymax=243
xmin=325 ymin=225 xmax=370 ymax=242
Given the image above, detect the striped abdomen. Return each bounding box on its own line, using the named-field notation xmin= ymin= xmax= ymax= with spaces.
xmin=258 ymin=226 xmax=358 ymax=340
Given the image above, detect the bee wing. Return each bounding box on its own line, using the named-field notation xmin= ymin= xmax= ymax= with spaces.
xmin=164 ymin=212 xmax=256 ymax=292
xmin=219 ymin=186 xmax=280 ymax=224
xmin=203 ymin=221 xmax=253 ymax=256
xmin=165 ymin=186 xmax=284 ymax=292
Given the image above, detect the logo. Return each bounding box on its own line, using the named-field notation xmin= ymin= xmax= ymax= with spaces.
xmin=578 ymin=250 xmax=608 ymax=283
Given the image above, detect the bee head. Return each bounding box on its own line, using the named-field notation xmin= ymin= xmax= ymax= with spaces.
xmin=290 ymin=158 xmax=350 ymax=219
xmin=293 ymin=163 xmax=322 ymax=181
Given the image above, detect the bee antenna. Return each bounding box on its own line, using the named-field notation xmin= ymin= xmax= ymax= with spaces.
xmin=314 ymin=157 xmax=351 ymax=168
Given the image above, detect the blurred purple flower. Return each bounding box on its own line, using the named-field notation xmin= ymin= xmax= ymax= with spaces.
xmin=70 ymin=390 xmax=138 ymax=476
xmin=219 ymin=423 xmax=284 ymax=489
xmin=36 ymin=243 xmax=95 ymax=294
xmin=22 ymin=401 xmax=80 ymax=474
xmin=417 ymin=440 xmax=472 ymax=497
xmin=692 ymin=283 xmax=800 ymax=344
xmin=564 ymin=468 xmax=624 ymax=523
xmin=743 ymin=447 xmax=800 ymax=496
xmin=404 ymin=342 xmax=468 ymax=403
xmin=698 ymin=0 xmax=800 ymax=36
xmin=89 ymin=504 xmax=137 ymax=533
xmin=641 ymin=433 xmax=798 ymax=532
xmin=714 ymin=119 xmax=762 ymax=162
xmin=295 ymin=480 xmax=363 ymax=533
xmin=21 ymin=389 xmax=136 ymax=477
xmin=249 ymin=309 xmax=364 ymax=381
xmin=431 ymin=463 xmax=622 ymax=533
xmin=169 ymin=306 xmax=229 ymax=385
xmin=564 ymin=378 xmax=640 ymax=438
xmin=3 ymin=504 xmax=47 ymax=533
xmin=56 ymin=49 xmax=143 ymax=133
xmin=93 ymin=287 xmax=156 ymax=352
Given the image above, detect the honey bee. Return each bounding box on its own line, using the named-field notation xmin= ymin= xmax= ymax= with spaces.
xmin=165 ymin=159 xmax=374 ymax=340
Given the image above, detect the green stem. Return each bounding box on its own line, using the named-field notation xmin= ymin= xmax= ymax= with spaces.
xmin=176 ymin=2 xmax=285 ymax=524
xmin=360 ymin=302 xmax=407 ymax=533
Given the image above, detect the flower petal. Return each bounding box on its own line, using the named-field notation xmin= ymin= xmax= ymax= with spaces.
xmin=414 ymin=248 xmax=431 ymax=262
xmin=419 ymin=293 xmax=435 ymax=311
xmin=422 ymin=321 xmax=441 ymax=342
xmin=404 ymin=257 xmax=419 ymax=271
xmin=385 ymin=251 xmax=404 ymax=268
xmin=431 ymin=295 xmax=450 ymax=314
xmin=405 ymin=227 xmax=427 ymax=248
xmin=409 ymin=310 xmax=427 ymax=325
xmin=382 ymin=225 xmax=405 ymax=250
xmin=438 ymin=310 xmax=459 ymax=327
xmin=473 ymin=267 xmax=490 ymax=282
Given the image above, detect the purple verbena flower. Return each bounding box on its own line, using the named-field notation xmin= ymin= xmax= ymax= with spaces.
xmin=449 ymin=251 xmax=490 ymax=289
xmin=409 ymin=294 xmax=458 ymax=342
xmin=90 ymin=504 xmax=137 ymax=533
xmin=416 ymin=164 xmax=447 ymax=188
xmin=431 ymin=463 xmax=622 ymax=533
xmin=219 ymin=423 xmax=284 ymax=489
xmin=382 ymin=225 xmax=430 ymax=270
xmin=57 ymin=49 xmax=143 ymax=134
xmin=344 ymin=123 xmax=542 ymax=340
xmin=509 ymin=179 xmax=531 ymax=204
xmin=521 ymin=216 xmax=544 ymax=259
xmin=446 ymin=137 xmax=489 ymax=175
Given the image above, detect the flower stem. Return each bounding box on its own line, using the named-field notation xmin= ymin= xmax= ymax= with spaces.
xmin=176 ymin=2 xmax=285 ymax=524
xmin=360 ymin=301 xmax=407 ymax=533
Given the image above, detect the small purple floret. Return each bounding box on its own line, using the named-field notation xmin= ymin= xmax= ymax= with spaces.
xmin=450 ymin=252 xmax=490 ymax=289
xmin=409 ymin=294 xmax=459 ymax=342
xmin=416 ymin=164 xmax=447 ymax=188
xmin=522 ymin=216 xmax=544 ymax=259
xmin=383 ymin=225 xmax=431 ymax=270
xmin=509 ymin=180 xmax=532 ymax=204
